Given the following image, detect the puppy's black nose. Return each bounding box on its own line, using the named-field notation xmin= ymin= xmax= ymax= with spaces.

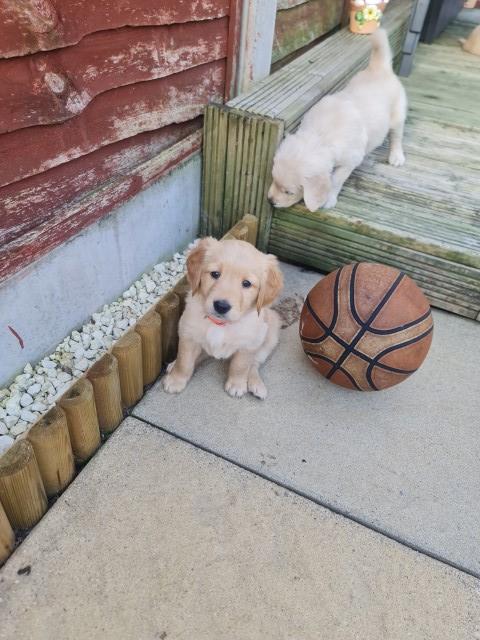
xmin=213 ymin=299 xmax=231 ymax=315
xmin=267 ymin=196 xmax=275 ymax=205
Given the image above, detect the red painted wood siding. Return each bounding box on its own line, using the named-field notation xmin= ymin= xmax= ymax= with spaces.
xmin=0 ymin=0 xmax=230 ymax=58
xmin=0 ymin=0 xmax=240 ymax=285
xmin=0 ymin=132 xmax=203 ymax=284
xmin=0 ymin=60 xmax=225 ymax=188
xmin=0 ymin=120 xmax=202 ymax=247
xmin=0 ymin=19 xmax=228 ymax=133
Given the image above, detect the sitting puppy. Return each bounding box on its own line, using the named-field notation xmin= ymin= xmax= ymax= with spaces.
xmin=163 ymin=238 xmax=283 ymax=399
xmin=268 ymin=28 xmax=407 ymax=212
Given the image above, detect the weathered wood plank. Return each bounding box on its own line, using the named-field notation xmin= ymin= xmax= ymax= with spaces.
xmin=0 ymin=19 xmax=228 ymax=134
xmin=269 ymin=231 xmax=479 ymax=318
xmin=0 ymin=132 xmax=202 ymax=285
xmin=0 ymin=0 xmax=230 ymax=59
xmin=269 ymin=214 xmax=480 ymax=317
xmin=272 ymin=0 xmax=343 ymax=65
xmin=201 ymin=105 xmax=214 ymax=236
xmin=277 ymin=0 xmax=311 ymax=9
xmin=224 ymin=0 xmax=243 ymax=101
xmin=231 ymin=0 xmax=411 ymax=126
xmin=0 ymin=119 xmax=201 ymax=246
xmin=0 ymin=60 xmax=224 ymax=189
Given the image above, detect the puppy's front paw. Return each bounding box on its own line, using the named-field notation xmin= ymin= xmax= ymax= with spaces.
xmin=225 ymin=378 xmax=248 ymax=398
xmin=388 ymin=149 xmax=405 ymax=167
xmin=248 ymin=379 xmax=267 ymax=400
xmin=163 ymin=372 xmax=188 ymax=394
xmin=323 ymin=193 xmax=338 ymax=209
xmin=247 ymin=370 xmax=267 ymax=400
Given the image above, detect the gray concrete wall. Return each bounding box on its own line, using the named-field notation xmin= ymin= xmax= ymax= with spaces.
xmin=0 ymin=154 xmax=200 ymax=387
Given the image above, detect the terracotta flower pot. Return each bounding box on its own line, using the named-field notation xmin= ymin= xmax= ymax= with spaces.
xmin=350 ymin=0 xmax=387 ymax=34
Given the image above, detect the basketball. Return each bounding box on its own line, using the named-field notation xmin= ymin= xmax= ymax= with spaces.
xmin=299 ymin=263 xmax=433 ymax=391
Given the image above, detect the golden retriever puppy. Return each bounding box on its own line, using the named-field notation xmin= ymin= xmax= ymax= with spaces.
xmin=268 ymin=28 xmax=407 ymax=212
xmin=163 ymin=238 xmax=283 ymax=399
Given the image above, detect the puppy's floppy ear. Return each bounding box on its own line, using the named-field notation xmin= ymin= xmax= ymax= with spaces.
xmin=302 ymin=174 xmax=332 ymax=212
xmin=257 ymin=255 xmax=284 ymax=313
xmin=186 ymin=237 xmax=216 ymax=294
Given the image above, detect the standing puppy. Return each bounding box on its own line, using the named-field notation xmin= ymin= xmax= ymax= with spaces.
xmin=268 ymin=28 xmax=407 ymax=211
xmin=163 ymin=238 xmax=283 ymax=399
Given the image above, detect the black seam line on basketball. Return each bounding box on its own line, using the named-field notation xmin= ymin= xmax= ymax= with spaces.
xmin=349 ymin=262 xmax=363 ymax=327
xmin=304 ymin=351 xmax=336 ymax=366
xmin=302 ymin=336 xmax=418 ymax=377
xmin=304 ymin=346 xmax=415 ymax=390
xmin=304 ymin=352 xmax=362 ymax=390
xmin=374 ymin=362 xmax=417 ymax=374
xmin=331 ymin=265 xmax=342 ymax=330
xmin=366 ymin=325 xmax=434 ymax=388
xmin=304 ymin=295 xmax=345 ymax=346
xmin=303 ymin=266 xmax=343 ymax=343
xmin=366 ymin=309 xmax=432 ymax=335
xmin=300 ymin=329 xmax=349 ymax=349
xmin=326 ymin=271 xmax=406 ymax=382
xmin=132 ymin=415 xmax=480 ymax=582
xmin=337 ymin=367 xmax=362 ymax=391
xmin=348 ymin=264 xmax=431 ymax=337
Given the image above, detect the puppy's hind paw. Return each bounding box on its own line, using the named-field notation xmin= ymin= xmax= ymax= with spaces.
xmin=225 ymin=378 xmax=248 ymax=398
xmin=163 ymin=372 xmax=188 ymax=394
xmin=388 ymin=149 xmax=405 ymax=167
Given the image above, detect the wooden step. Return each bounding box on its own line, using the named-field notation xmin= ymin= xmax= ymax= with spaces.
xmin=269 ymin=18 xmax=480 ymax=320
xmin=201 ymin=5 xmax=480 ymax=320
xmin=202 ymin=0 xmax=414 ymax=243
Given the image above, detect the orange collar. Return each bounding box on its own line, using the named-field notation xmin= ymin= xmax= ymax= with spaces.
xmin=207 ymin=315 xmax=227 ymax=326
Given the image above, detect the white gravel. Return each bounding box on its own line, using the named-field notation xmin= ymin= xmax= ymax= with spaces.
xmin=0 ymin=248 xmax=190 ymax=447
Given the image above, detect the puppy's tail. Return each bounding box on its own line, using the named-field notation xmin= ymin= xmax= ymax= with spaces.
xmin=368 ymin=28 xmax=392 ymax=73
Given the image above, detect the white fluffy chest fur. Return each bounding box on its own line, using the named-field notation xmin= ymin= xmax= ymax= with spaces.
xmin=180 ymin=296 xmax=268 ymax=359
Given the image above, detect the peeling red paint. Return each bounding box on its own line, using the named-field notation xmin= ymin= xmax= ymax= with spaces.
xmin=8 ymin=326 xmax=25 ymax=349
xmin=0 ymin=0 xmax=230 ymax=58
xmin=0 ymin=132 xmax=202 ymax=285
xmin=0 ymin=19 xmax=228 ymax=134
xmin=0 ymin=59 xmax=225 ymax=188
xmin=0 ymin=120 xmax=202 ymax=246
xmin=0 ymin=0 xmax=243 ymax=285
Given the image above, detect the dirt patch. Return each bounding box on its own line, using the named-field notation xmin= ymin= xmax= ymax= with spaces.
xmin=273 ymin=294 xmax=304 ymax=328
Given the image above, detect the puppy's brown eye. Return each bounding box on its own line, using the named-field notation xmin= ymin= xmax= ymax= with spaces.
xmin=242 ymin=280 xmax=252 ymax=288
xmin=210 ymin=271 xmax=221 ymax=279
xmin=284 ymin=189 xmax=294 ymax=196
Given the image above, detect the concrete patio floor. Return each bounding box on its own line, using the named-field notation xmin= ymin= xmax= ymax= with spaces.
xmin=135 ymin=263 xmax=480 ymax=576
xmin=1 ymin=264 xmax=479 ymax=638
xmin=1 ymin=419 xmax=479 ymax=640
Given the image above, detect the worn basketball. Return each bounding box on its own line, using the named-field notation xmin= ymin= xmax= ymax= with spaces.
xmin=300 ymin=263 xmax=433 ymax=391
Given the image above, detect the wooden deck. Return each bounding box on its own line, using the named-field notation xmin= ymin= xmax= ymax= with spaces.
xmin=269 ymin=16 xmax=480 ymax=320
xmin=202 ymin=0 xmax=413 ymax=245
